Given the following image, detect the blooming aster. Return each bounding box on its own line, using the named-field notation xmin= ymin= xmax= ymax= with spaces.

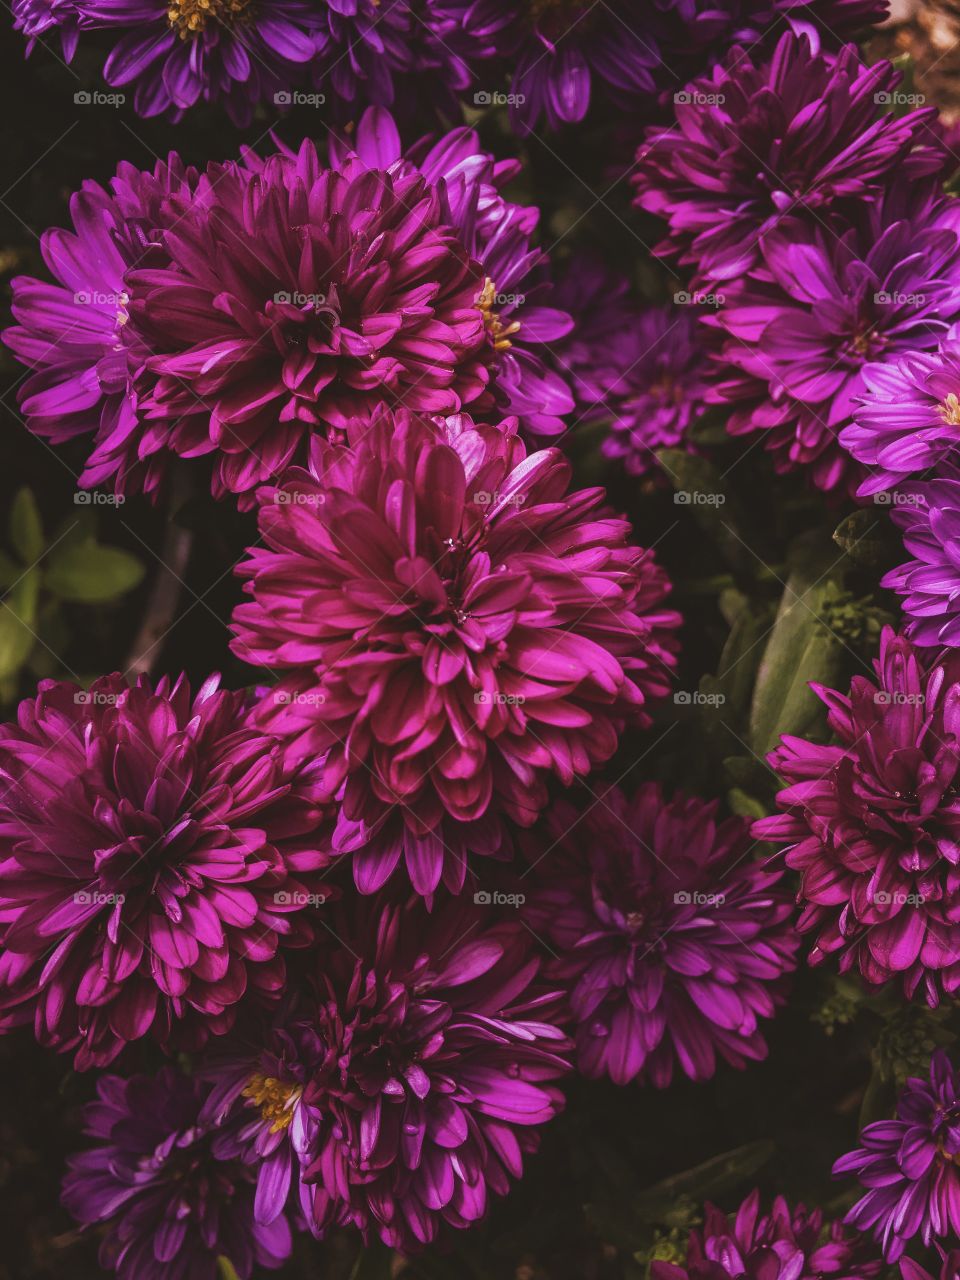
xmin=834 ymin=1050 xmax=960 ymax=1261
xmin=634 ymin=34 xmax=940 ymax=289
xmin=524 ymin=783 xmax=798 ymax=1087
xmin=12 ymin=0 xmax=82 ymax=57
xmin=198 ymin=893 xmax=572 ymax=1251
xmin=883 ymin=464 xmax=960 ymax=647
xmin=650 ymin=1188 xmax=884 ymax=1280
xmin=841 ymin=330 xmax=960 ymax=496
xmin=232 ymin=408 xmax=681 ymax=897
xmin=550 ymin=257 xmax=711 ymax=474
xmin=901 ymin=1250 xmax=960 ymax=1280
xmin=0 ymin=673 xmax=332 ymax=1068
xmin=63 ymin=1067 xmax=292 ymax=1279
xmin=708 ymin=180 xmax=960 ymax=492
xmin=329 ymin=108 xmax=576 ymax=439
xmin=755 ymin=628 xmax=960 ymax=1006
xmin=69 ymin=0 xmax=323 ymax=123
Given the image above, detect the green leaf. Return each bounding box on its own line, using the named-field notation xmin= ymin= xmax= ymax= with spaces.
xmin=0 ymin=569 xmax=40 ymax=679
xmin=45 ymin=542 xmax=144 ymax=603
xmin=727 ymin=788 xmax=768 ymax=821
xmin=9 ymin=488 xmax=43 ymax=565
xmin=216 ymin=1260 xmax=240 ymax=1280
xmin=749 ymin=532 xmax=847 ymax=757
xmin=0 ymin=552 xmax=21 ymax=590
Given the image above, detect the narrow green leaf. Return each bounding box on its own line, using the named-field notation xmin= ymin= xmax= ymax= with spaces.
xmin=9 ymin=488 xmax=43 ymax=565
xmin=0 ymin=569 xmax=40 ymax=679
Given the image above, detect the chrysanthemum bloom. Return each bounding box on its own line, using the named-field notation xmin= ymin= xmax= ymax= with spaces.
xmin=329 ymin=108 xmax=575 ymax=438
xmin=842 ymin=330 xmax=960 ymax=496
xmin=755 ymin=628 xmax=960 ymax=1006
xmin=3 ymin=154 xmax=201 ymax=502
xmin=550 ymin=258 xmax=711 ymax=474
xmin=524 ymin=783 xmax=798 ymax=1087
xmin=635 ymin=34 xmax=939 ymax=288
xmin=834 ymin=1050 xmax=960 ymax=1261
xmin=0 ymin=673 xmax=333 ymax=1068
xmin=232 ymin=408 xmax=680 ymax=896
xmin=199 ymin=894 xmax=572 ymax=1251
xmin=708 ymin=180 xmax=960 ymax=492
xmin=65 ymin=0 xmax=323 ymax=123
xmin=650 ymin=1189 xmax=884 ymax=1280
xmin=882 ymin=465 xmax=960 ymax=647
xmin=63 ymin=1068 xmax=292 ymax=1279
xmin=123 ymin=143 xmax=490 ymax=500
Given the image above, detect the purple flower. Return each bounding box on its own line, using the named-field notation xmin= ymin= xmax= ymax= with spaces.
xmin=231 ymin=408 xmax=681 ymax=897
xmin=199 ymin=893 xmax=572 ymax=1251
xmin=634 ymin=34 xmax=939 ymax=287
xmin=842 ymin=330 xmax=960 ymax=496
xmin=524 ymin=783 xmax=798 ymax=1087
xmin=650 ymin=1188 xmax=884 ymax=1280
xmin=70 ymin=0 xmax=322 ymax=123
xmin=12 ymin=0 xmax=81 ymax=57
xmin=0 ymin=674 xmax=333 ymax=1069
xmin=883 ymin=465 xmax=960 ymax=647
xmin=550 ymin=258 xmax=711 ymax=475
xmin=330 ymin=109 xmax=576 ymax=439
xmin=3 ymin=155 xmax=200 ymax=503
xmin=708 ymin=180 xmax=960 ymax=493
xmin=834 ymin=1050 xmax=960 ymax=1261
xmin=63 ymin=1067 xmax=292 ymax=1279
xmin=901 ymin=1249 xmax=960 ymax=1280
xmin=755 ymin=628 xmax=960 ymax=1006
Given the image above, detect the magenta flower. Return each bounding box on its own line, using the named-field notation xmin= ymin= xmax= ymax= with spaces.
xmin=63 ymin=1067 xmax=292 ymax=1279
xmin=232 ymin=408 xmax=681 ymax=897
xmin=13 ymin=0 xmax=81 ymax=57
xmin=709 ymin=180 xmax=960 ymax=493
xmin=883 ymin=466 xmax=960 ymax=647
xmin=651 ymin=1188 xmax=883 ymax=1280
xmin=634 ymin=34 xmax=940 ymax=288
xmin=0 ymin=674 xmax=332 ymax=1069
xmin=842 ymin=331 xmax=960 ymax=496
xmin=329 ymin=108 xmax=576 ymax=439
xmin=901 ymin=1250 xmax=960 ymax=1280
xmin=755 ymin=628 xmax=960 ymax=1006
xmin=525 ymin=783 xmax=798 ymax=1087
xmin=834 ymin=1050 xmax=960 ymax=1261
xmin=550 ymin=257 xmax=711 ymax=474
xmin=199 ymin=894 xmax=571 ymax=1251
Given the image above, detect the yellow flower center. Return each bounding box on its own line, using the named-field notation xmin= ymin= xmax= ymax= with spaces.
xmin=476 ymin=278 xmax=521 ymax=354
xmin=938 ymin=392 xmax=960 ymax=427
xmin=242 ymin=1073 xmax=303 ymax=1134
xmin=166 ymin=0 xmax=255 ymax=38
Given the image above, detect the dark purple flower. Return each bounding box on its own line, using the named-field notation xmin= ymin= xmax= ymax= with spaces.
xmin=650 ymin=1188 xmax=884 ymax=1280
xmin=232 ymin=408 xmax=681 ymax=897
xmin=63 ymin=1067 xmax=292 ymax=1279
xmin=0 ymin=673 xmax=333 ymax=1069
xmin=883 ymin=464 xmax=960 ymax=647
xmin=72 ymin=0 xmax=323 ymax=123
xmin=634 ymin=34 xmax=940 ymax=289
xmin=199 ymin=893 xmax=571 ymax=1251
xmin=842 ymin=330 xmax=960 ymax=496
xmin=550 ymin=258 xmax=711 ymax=474
xmin=755 ymin=628 xmax=960 ymax=1006
xmin=3 ymin=154 xmax=199 ymax=503
xmin=330 ymin=109 xmax=576 ymax=439
xmin=708 ymin=180 xmax=960 ymax=492
xmin=524 ymin=783 xmax=798 ymax=1087
xmin=834 ymin=1050 xmax=960 ymax=1261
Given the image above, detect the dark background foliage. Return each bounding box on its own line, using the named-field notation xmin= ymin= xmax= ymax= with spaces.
xmin=0 ymin=14 xmax=955 ymax=1280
